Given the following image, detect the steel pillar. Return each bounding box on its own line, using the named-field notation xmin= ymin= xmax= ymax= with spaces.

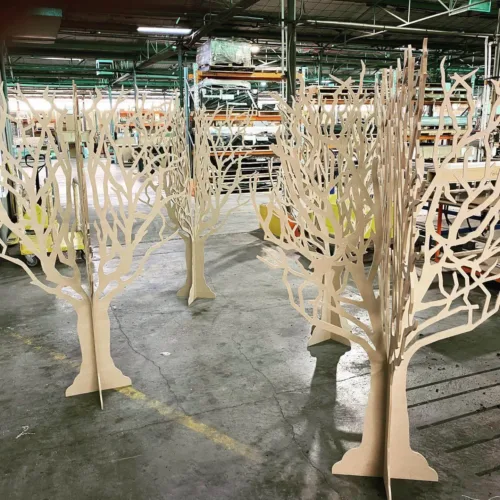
xmin=184 ymin=66 xmax=193 ymax=178
xmin=132 ymin=67 xmax=138 ymax=110
xmin=178 ymin=45 xmax=184 ymax=107
xmin=0 ymin=42 xmax=14 ymax=155
xmin=318 ymin=50 xmax=323 ymax=85
xmin=286 ymin=0 xmax=296 ymax=105
xmin=108 ymin=86 xmax=116 ymax=138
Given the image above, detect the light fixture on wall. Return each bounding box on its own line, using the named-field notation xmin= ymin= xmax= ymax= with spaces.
xmin=137 ymin=27 xmax=192 ymax=36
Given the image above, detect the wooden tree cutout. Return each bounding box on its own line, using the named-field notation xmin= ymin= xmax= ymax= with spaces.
xmin=380 ymin=59 xmax=500 ymax=496
xmin=166 ymin=108 xmax=249 ymax=305
xmin=254 ymin=42 xmax=500 ymax=495
xmin=0 ymin=87 xmax=105 ymax=399
xmin=328 ymin=44 xmax=435 ymax=492
xmin=76 ymin=87 xmax=182 ymax=400
xmin=251 ymin=65 xmax=396 ymax=480
xmin=0 ymin=86 xmax=182 ymax=405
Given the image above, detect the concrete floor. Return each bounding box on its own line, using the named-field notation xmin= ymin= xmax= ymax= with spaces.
xmin=1 ymin=196 xmax=500 ymax=500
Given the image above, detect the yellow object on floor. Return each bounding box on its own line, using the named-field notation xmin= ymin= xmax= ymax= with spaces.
xmin=19 ymin=230 xmax=85 ymax=256
xmin=259 ymin=204 xmax=283 ymax=237
xmin=15 ymin=205 xmax=85 ymax=257
xmin=259 ymin=195 xmax=376 ymax=239
xmin=259 ymin=203 xmax=299 ymax=238
xmin=324 ymin=194 xmax=376 ymax=239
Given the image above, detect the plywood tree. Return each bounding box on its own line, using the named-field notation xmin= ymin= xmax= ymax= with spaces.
xmin=253 ymin=75 xmax=375 ymax=348
xmin=76 ymin=88 xmax=182 ymax=401
xmin=254 ymin=43 xmax=500 ymax=496
xmin=0 ymin=86 xmax=183 ymax=405
xmin=0 ymin=87 xmax=107 ymax=399
xmin=166 ymin=108 xmax=250 ymax=305
xmin=326 ymin=46 xmax=433 ymax=494
xmin=254 ymin=61 xmax=397 ymax=355
xmin=251 ymin=65 xmax=397 ymax=481
xmin=380 ymin=61 xmax=500 ymax=496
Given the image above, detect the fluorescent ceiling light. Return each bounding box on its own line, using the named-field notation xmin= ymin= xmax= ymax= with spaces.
xmin=42 ymin=57 xmax=82 ymax=61
xmin=137 ymin=27 xmax=192 ymax=35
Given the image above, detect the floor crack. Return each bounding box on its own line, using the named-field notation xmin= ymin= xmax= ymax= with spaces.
xmin=111 ymin=308 xmax=185 ymax=412
xmin=230 ymin=333 xmax=329 ymax=484
xmin=274 ymin=394 xmax=329 ymax=484
xmin=187 ymin=396 xmax=273 ymax=418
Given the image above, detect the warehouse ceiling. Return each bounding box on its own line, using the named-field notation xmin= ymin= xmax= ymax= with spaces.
xmin=1 ymin=0 xmax=498 ymax=89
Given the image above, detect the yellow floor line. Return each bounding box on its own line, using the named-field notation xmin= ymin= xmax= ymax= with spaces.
xmin=5 ymin=329 xmax=261 ymax=462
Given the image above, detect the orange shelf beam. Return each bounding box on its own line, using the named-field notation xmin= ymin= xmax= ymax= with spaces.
xmin=196 ymin=70 xmax=285 ymax=82
xmin=206 ymin=112 xmax=281 ymax=122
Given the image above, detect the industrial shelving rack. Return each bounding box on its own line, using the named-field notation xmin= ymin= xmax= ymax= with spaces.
xmin=313 ymin=81 xmax=475 ymax=160
xmin=187 ymin=66 xmax=285 ymax=192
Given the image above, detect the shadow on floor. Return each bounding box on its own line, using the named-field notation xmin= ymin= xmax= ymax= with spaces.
xmin=235 ymin=340 xmax=387 ymax=499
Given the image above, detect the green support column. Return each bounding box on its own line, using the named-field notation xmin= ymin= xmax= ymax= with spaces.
xmin=0 ymin=41 xmax=14 ymax=156
xmin=107 ymin=86 xmax=117 ymax=163
xmin=108 ymin=86 xmax=115 ymax=138
xmin=132 ymin=67 xmax=138 ymax=110
xmin=178 ymin=45 xmax=184 ymax=107
xmin=318 ymin=51 xmax=323 ymax=86
xmin=184 ymin=67 xmax=193 ymax=178
xmin=0 ymin=40 xmax=16 ymax=225
xmin=286 ymin=0 xmax=297 ymax=105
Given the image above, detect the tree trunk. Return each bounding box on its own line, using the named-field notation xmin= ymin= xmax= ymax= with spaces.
xmin=309 ymin=269 xmax=351 ymax=347
xmin=91 ymin=298 xmax=132 ymax=391
xmin=189 ymin=237 xmax=216 ymax=305
xmin=177 ymin=235 xmax=193 ymax=298
xmin=385 ymin=357 xmax=438 ymax=482
xmin=66 ymin=298 xmax=131 ymax=397
xmin=66 ymin=298 xmax=98 ymax=397
xmin=178 ymin=236 xmax=215 ymax=305
xmin=332 ymin=354 xmax=387 ymax=477
xmin=332 ymin=353 xmax=438 ymax=483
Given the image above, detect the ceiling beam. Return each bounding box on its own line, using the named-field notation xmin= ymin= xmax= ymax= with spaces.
xmin=212 ymin=27 xmax=486 ymax=49
xmin=9 ymin=39 xmax=144 ymax=53
xmin=136 ymin=48 xmax=178 ymax=69
xmin=111 ymin=45 xmax=177 ymax=85
xmin=9 ymin=47 xmax=481 ymax=78
xmin=364 ymin=0 xmax=496 ymax=15
xmin=7 ymin=47 xmax=138 ymax=60
xmin=307 ymin=18 xmax=491 ymax=38
xmin=246 ymin=0 xmax=496 ymax=18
